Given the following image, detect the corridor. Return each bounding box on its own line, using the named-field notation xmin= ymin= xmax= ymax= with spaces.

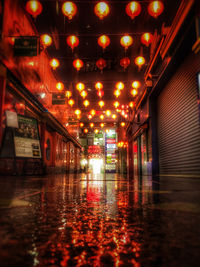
xmin=0 ymin=173 xmax=200 ymax=266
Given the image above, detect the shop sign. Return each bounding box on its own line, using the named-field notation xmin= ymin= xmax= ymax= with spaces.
xmin=5 ymin=110 xmax=19 ymax=128
xmin=106 ymin=138 xmax=116 ymax=144
xmin=95 ymin=133 xmax=103 ymax=138
xmin=14 ymin=37 xmax=38 ymax=57
xmin=52 ymin=92 xmax=65 ymax=105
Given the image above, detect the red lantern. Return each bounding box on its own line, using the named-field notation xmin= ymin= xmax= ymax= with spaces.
xmin=135 ymin=56 xmax=145 ymax=69
xmin=50 ymin=58 xmax=60 ymax=70
xmin=120 ymin=57 xmax=130 ymax=70
xmin=25 ymin=1 xmax=43 ymax=18
xmin=67 ymin=35 xmax=79 ymax=51
xmin=62 ymin=1 xmax=77 ymax=20
xmin=73 ymin=59 xmax=84 ymax=71
xmin=97 ymin=90 xmax=104 ymax=98
xmin=95 ymin=82 xmax=103 ymax=91
xmin=141 ymin=33 xmax=153 ymax=47
xmin=40 ymin=34 xmax=52 ymax=48
xmin=98 ymin=35 xmax=110 ymax=50
xmin=125 ymin=1 xmax=141 ymax=19
xmin=94 ymin=2 xmax=110 ymax=20
xmin=96 ymin=58 xmax=106 ymax=72
xmin=120 ymin=35 xmax=133 ymax=50
xmin=148 ymin=1 xmax=164 ymax=18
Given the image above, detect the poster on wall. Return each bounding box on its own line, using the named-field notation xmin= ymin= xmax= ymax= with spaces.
xmin=14 ymin=115 xmax=42 ymax=158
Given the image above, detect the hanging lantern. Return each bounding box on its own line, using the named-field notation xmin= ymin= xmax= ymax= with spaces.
xmin=73 ymin=59 xmax=84 ymax=71
xmin=83 ymin=99 xmax=90 ymax=107
xmin=116 ymin=82 xmax=124 ymax=90
xmin=40 ymin=34 xmax=52 ymax=48
xmin=98 ymin=100 xmax=105 ymax=108
xmin=132 ymin=81 xmax=141 ymax=89
xmin=97 ymin=90 xmax=104 ymax=98
xmin=25 ymin=1 xmax=43 ymax=18
xmin=94 ymin=2 xmax=110 ymax=20
xmin=65 ymin=90 xmax=72 ymax=99
xmin=120 ymin=35 xmax=133 ymax=50
xmin=131 ymin=88 xmax=138 ymax=97
xmin=96 ymin=58 xmax=106 ymax=72
xmin=88 ymin=115 xmax=92 ymax=120
xmin=68 ymin=99 xmax=75 ymax=107
xmin=50 ymin=58 xmax=60 ymax=70
xmin=100 ymin=114 xmax=104 ymax=120
xmin=113 ymin=101 xmax=120 ymax=109
xmin=67 ymin=35 xmax=79 ymax=51
xmin=129 ymin=101 xmax=135 ymax=108
xmin=114 ymin=89 xmax=121 ymax=98
xmin=148 ymin=1 xmax=164 ymax=18
xmin=80 ymin=90 xmax=87 ymax=99
xmin=98 ymin=35 xmax=110 ymax=50
xmin=112 ymin=114 xmax=117 ymax=120
xmin=135 ymin=56 xmax=145 ymax=69
xmin=76 ymin=82 xmax=85 ymax=92
xmin=105 ymin=110 xmax=111 ymax=116
xmin=100 ymin=123 xmax=104 ymax=128
xmin=120 ymin=57 xmax=130 ymax=70
xmin=125 ymin=1 xmax=141 ymax=19
xmin=84 ymin=128 xmax=88 ymax=134
xmin=62 ymin=1 xmax=77 ymax=20
xmin=141 ymin=33 xmax=153 ymax=47
xmin=75 ymin=109 xmax=81 ymax=116
xmin=95 ymin=82 xmax=103 ymax=91
xmin=80 ymin=122 xmax=84 ymax=127
xmin=90 ymin=109 xmax=96 ymax=116
xmin=121 ymin=122 xmax=126 ymax=127
xmin=94 ymin=129 xmax=99 ymax=134
xmin=56 ymin=82 xmax=64 ymax=91
xmin=90 ymin=123 xmax=94 ymax=128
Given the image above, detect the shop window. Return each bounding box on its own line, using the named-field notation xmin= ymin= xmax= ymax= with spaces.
xmin=46 ymin=138 xmax=51 ymax=161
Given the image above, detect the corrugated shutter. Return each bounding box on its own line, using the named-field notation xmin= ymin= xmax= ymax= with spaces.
xmin=157 ymin=52 xmax=200 ymax=175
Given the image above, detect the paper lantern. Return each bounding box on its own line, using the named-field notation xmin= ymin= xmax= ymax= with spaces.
xmin=62 ymin=1 xmax=77 ymax=20
xmin=76 ymin=82 xmax=85 ymax=91
xmin=125 ymin=1 xmax=141 ymax=19
xmin=100 ymin=123 xmax=104 ymax=128
xmin=113 ymin=101 xmax=120 ymax=109
xmin=68 ymin=99 xmax=75 ymax=107
xmin=98 ymin=100 xmax=105 ymax=108
xmin=135 ymin=56 xmax=145 ymax=68
xmin=97 ymin=90 xmax=104 ymax=98
xmin=95 ymin=82 xmax=103 ymax=91
xmin=112 ymin=114 xmax=117 ymax=120
xmin=25 ymin=1 xmax=43 ymax=18
xmin=80 ymin=90 xmax=87 ymax=99
xmin=94 ymin=2 xmax=110 ymax=20
xmin=50 ymin=58 xmax=60 ymax=70
xmin=131 ymin=88 xmax=138 ymax=97
xmin=80 ymin=122 xmax=84 ymax=127
xmin=141 ymin=33 xmax=153 ymax=47
xmin=120 ymin=35 xmax=133 ymax=50
xmin=56 ymin=82 xmax=64 ymax=91
xmin=67 ymin=35 xmax=79 ymax=51
xmin=90 ymin=109 xmax=96 ymax=116
xmin=84 ymin=128 xmax=88 ymax=133
xmin=105 ymin=110 xmax=111 ymax=116
xmin=148 ymin=1 xmax=164 ymax=18
xmin=40 ymin=34 xmax=52 ymax=48
xmin=90 ymin=123 xmax=94 ymax=128
xmin=114 ymin=89 xmax=121 ymax=98
xmin=98 ymin=35 xmax=110 ymax=49
xmin=83 ymin=99 xmax=90 ymax=107
xmin=116 ymin=82 xmax=124 ymax=90
xmin=73 ymin=59 xmax=84 ymax=71
xmin=65 ymin=90 xmax=72 ymax=98
xmin=120 ymin=57 xmax=130 ymax=70
xmin=96 ymin=58 xmax=106 ymax=71
xmin=75 ymin=109 xmax=81 ymax=116
xmin=100 ymin=114 xmax=104 ymax=120
xmin=120 ymin=122 xmax=126 ymax=127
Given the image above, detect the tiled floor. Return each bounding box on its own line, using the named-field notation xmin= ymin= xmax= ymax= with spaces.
xmin=0 ymin=173 xmax=200 ymax=266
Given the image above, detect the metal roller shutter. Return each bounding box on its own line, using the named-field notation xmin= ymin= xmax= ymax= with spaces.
xmin=157 ymin=52 xmax=200 ymax=175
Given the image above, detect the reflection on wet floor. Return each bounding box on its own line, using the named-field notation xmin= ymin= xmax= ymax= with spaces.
xmin=0 ymin=173 xmax=200 ymax=266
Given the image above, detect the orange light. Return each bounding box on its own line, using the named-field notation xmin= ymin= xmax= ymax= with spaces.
xmin=148 ymin=1 xmax=164 ymax=18
xmin=73 ymin=59 xmax=84 ymax=71
xmin=100 ymin=114 xmax=104 ymax=120
xmin=112 ymin=114 xmax=117 ymax=120
xmin=132 ymin=81 xmax=141 ymax=89
xmin=80 ymin=90 xmax=87 ymax=99
xmin=88 ymin=114 xmax=92 ymax=120
xmin=95 ymin=82 xmax=103 ymax=91
xmin=67 ymin=35 xmax=79 ymax=51
xmin=25 ymin=0 xmax=43 ymax=18
xmin=75 ymin=109 xmax=81 ymax=116
xmin=100 ymin=122 xmax=104 ymax=128
xmin=90 ymin=123 xmax=94 ymax=128
xmin=62 ymin=1 xmax=77 ymax=20
xmin=125 ymin=1 xmax=141 ymax=19
xmin=94 ymin=2 xmax=110 ymax=20
xmin=120 ymin=35 xmax=133 ymax=50
xmin=114 ymin=89 xmax=121 ymax=98
xmin=98 ymin=35 xmax=110 ymax=49
xmin=135 ymin=56 xmax=145 ymax=68
xmin=98 ymin=100 xmax=105 ymax=108
xmin=94 ymin=129 xmax=99 ymax=134
xmin=113 ymin=101 xmax=120 ymax=109
xmin=65 ymin=90 xmax=72 ymax=98
xmin=129 ymin=101 xmax=135 ymax=108
xmin=56 ymin=82 xmax=64 ymax=91
xmin=131 ymin=88 xmax=138 ymax=97
xmin=68 ymin=99 xmax=75 ymax=107
xmin=50 ymin=58 xmax=60 ymax=70
xmin=116 ymin=82 xmax=124 ymax=90
xmin=96 ymin=58 xmax=106 ymax=71
xmin=90 ymin=109 xmax=96 ymax=116
xmin=80 ymin=122 xmax=84 ymax=127
xmin=97 ymin=90 xmax=104 ymax=98
xmin=83 ymin=99 xmax=90 ymax=107
xmin=105 ymin=110 xmax=111 ymax=116
xmin=120 ymin=57 xmax=130 ymax=70
xmin=141 ymin=33 xmax=153 ymax=47
xmin=84 ymin=128 xmax=88 ymax=134
xmin=121 ymin=122 xmax=126 ymax=127
xmin=76 ymin=82 xmax=85 ymax=91
xmin=40 ymin=34 xmax=52 ymax=48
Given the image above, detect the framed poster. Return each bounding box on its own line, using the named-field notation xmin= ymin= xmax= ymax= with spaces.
xmin=14 ymin=115 xmax=42 ymax=158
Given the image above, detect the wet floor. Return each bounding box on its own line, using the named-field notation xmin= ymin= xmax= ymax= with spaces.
xmin=0 ymin=173 xmax=200 ymax=266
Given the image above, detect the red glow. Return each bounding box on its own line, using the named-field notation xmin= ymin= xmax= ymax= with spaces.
xmin=125 ymin=1 xmax=141 ymax=19
xmin=120 ymin=57 xmax=130 ymax=70
xmin=25 ymin=0 xmax=43 ymax=18
xmin=141 ymin=33 xmax=153 ymax=47
xmin=73 ymin=59 xmax=84 ymax=71
xmin=94 ymin=2 xmax=110 ymax=20
xmin=62 ymin=1 xmax=77 ymax=20
xmin=98 ymin=35 xmax=110 ymax=49
xmin=148 ymin=1 xmax=164 ymax=18
xmin=67 ymin=35 xmax=79 ymax=51
xmin=96 ymin=58 xmax=106 ymax=71
xmin=120 ymin=35 xmax=133 ymax=50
